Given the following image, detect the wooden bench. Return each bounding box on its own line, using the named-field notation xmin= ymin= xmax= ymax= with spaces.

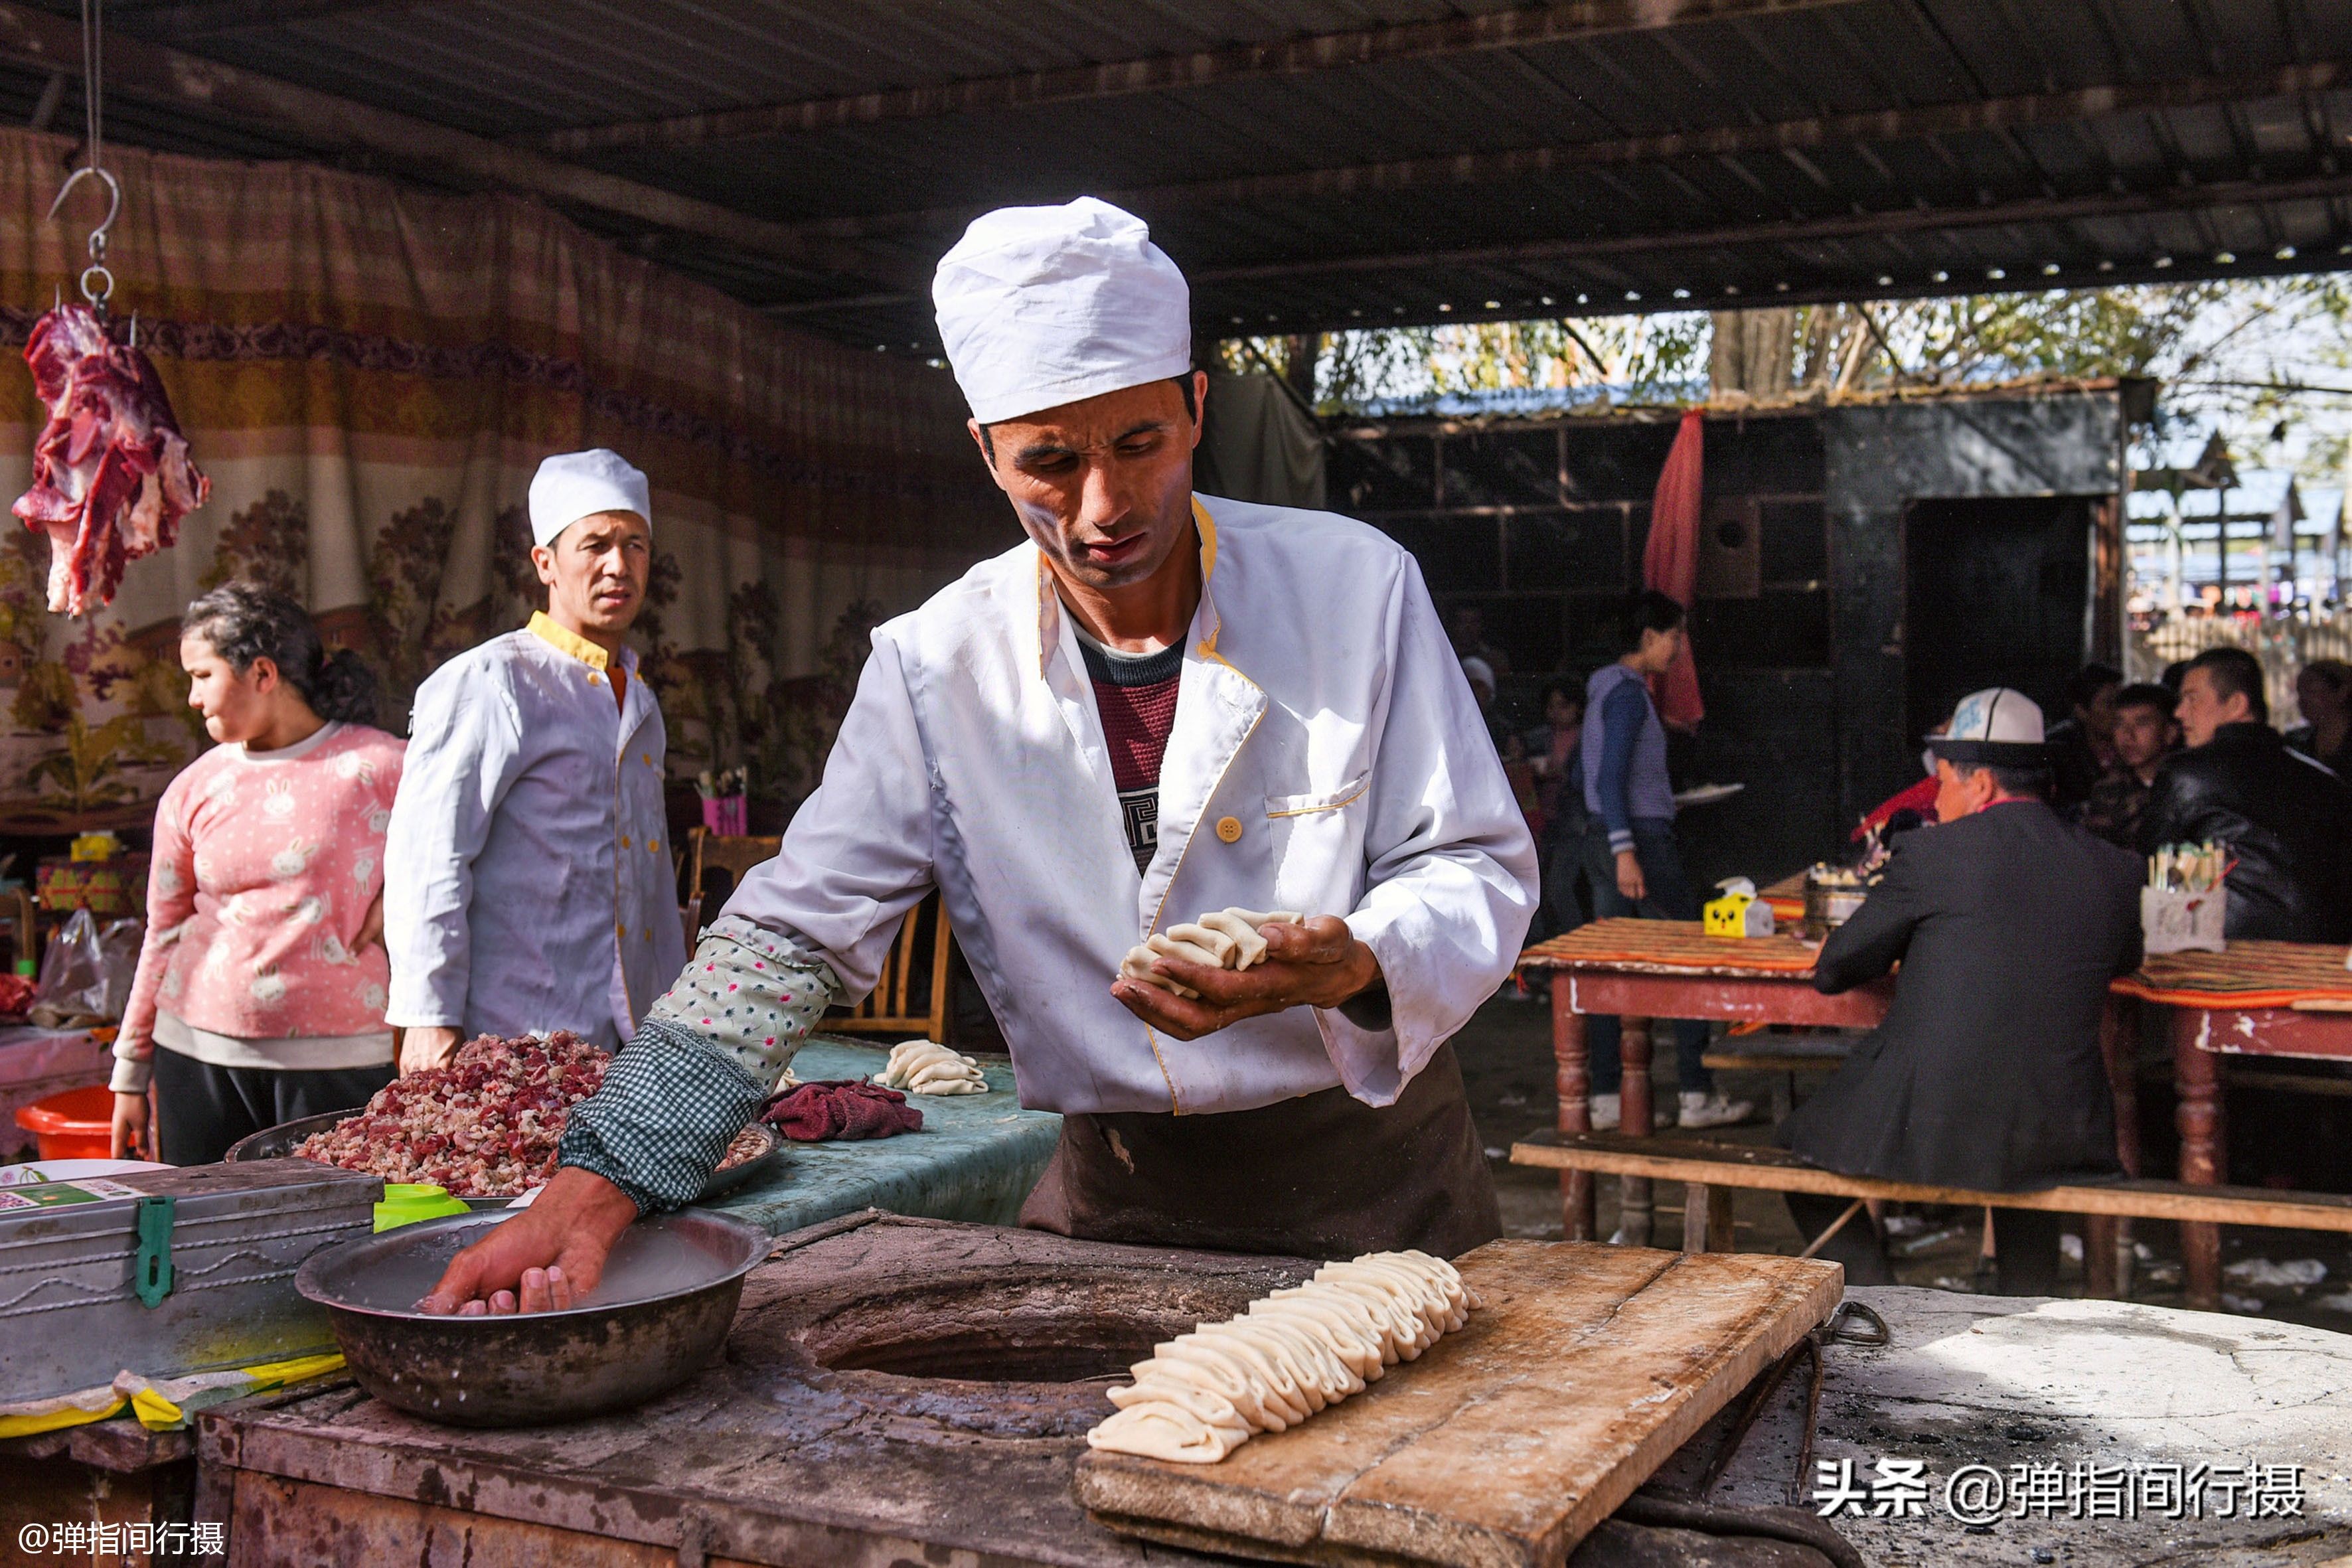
xmin=1512 ymin=1129 xmax=2352 ymax=1299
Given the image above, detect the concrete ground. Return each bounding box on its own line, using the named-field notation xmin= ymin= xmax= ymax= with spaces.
xmin=1452 ymin=990 xmax=2352 ymax=1334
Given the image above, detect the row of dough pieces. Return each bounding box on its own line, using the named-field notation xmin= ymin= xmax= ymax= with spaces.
xmin=872 ymin=1040 xmax=988 ymax=1095
xmin=1120 ymin=909 xmax=1304 ymax=1000
xmin=1086 ymin=1250 xmax=1475 ymax=1464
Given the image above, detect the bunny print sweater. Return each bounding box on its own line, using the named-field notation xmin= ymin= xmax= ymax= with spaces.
xmin=114 ymin=722 xmax=407 ymax=1092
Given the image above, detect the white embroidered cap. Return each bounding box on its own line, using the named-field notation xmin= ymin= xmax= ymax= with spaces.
xmin=528 ymin=449 xmax=651 ymax=548
xmin=1928 ymin=686 xmax=2049 ymax=767
xmin=933 ymin=197 xmax=1192 ymax=425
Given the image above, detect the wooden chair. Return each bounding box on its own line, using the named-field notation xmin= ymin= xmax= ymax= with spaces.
xmin=684 ymin=827 xmax=955 ymax=1044
xmin=684 ymin=826 xmax=783 ymax=952
xmin=827 ymin=893 xmax=954 ymax=1044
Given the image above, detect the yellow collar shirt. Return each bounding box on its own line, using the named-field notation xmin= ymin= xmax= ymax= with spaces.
xmin=383 ymin=613 xmax=686 ymax=1047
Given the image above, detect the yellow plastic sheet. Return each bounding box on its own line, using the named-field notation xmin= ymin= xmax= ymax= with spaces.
xmin=0 ymin=1351 xmax=347 ymax=1438
xmin=0 ymin=1387 xmax=127 ymax=1440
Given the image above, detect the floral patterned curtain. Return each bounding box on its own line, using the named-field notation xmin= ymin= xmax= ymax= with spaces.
xmin=0 ymin=127 xmax=1008 ymax=823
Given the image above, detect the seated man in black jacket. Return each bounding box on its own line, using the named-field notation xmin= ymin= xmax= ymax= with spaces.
xmin=2139 ymin=646 xmax=2352 ymax=943
xmin=1780 ymin=688 xmax=2144 ymax=1294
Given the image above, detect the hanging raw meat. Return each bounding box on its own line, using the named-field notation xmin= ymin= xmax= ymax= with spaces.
xmin=12 ymin=301 xmax=208 ymax=615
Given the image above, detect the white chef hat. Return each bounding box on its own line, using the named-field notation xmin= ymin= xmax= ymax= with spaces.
xmin=932 ymin=197 xmax=1192 ymax=425
xmin=528 ymin=449 xmax=651 ymax=548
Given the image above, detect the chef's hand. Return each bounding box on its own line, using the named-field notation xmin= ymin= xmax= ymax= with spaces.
xmin=1112 ymin=915 xmax=1383 ymax=1041
xmin=400 ymin=1026 xmax=463 ymax=1075
xmin=417 ymin=1166 xmax=638 ymax=1315
xmin=1614 ymin=850 xmax=1646 ymax=903
xmin=110 ymin=1091 xmax=149 ymax=1159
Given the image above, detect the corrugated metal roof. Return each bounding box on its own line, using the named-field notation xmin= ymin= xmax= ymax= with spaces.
xmin=7 ymin=0 xmax=2350 ymax=351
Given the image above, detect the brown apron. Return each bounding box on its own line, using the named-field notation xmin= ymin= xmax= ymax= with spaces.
xmin=1018 ymin=1042 xmax=1501 ymax=1260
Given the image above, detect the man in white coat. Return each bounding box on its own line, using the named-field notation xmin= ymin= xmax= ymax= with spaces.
xmin=383 ymin=449 xmax=686 ymax=1073
xmin=425 ymin=199 xmax=1536 ymax=1314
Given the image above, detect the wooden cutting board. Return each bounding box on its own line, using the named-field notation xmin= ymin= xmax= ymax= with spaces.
xmin=1074 ymin=1239 xmax=1841 ymax=1568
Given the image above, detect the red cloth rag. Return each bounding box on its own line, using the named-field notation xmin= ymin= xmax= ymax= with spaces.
xmin=760 ymin=1080 xmax=923 ymax=1141
xmin=1643 ymin=408 xmax=1706 ymax=728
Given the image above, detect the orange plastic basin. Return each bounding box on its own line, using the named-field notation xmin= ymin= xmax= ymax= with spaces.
xmin=15 ymin=1084 xmax=116 ymax=1160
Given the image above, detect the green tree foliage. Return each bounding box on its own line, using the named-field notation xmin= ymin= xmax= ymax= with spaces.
xmin=1223 ymin=314 xmax=1709 ymax=412
xmin=1223 ymin=279 xmax=2352 ymax=474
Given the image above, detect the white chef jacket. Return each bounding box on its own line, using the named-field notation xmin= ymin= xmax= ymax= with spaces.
xmin=384 ymin=612 xmax=686 ymax=1047
xmin=724 ymin=495 xmax=1538 ymax=1115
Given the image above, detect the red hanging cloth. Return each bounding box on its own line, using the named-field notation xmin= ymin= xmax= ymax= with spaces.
xmin=1642 ymin=408 xmax=1705 ymax=728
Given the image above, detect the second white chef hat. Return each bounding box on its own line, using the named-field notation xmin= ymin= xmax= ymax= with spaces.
xmin=528 ymin=449 xmax=651 ymax=548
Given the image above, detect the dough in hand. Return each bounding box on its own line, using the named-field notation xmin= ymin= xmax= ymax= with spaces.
xmin=1162 ymin=923 xmax=1239 ymax=966
xmin=872 ymin=1039 xmax=987 ymax=1095
xmin=1086 ymin=1250 xmax=1472 ymax=1464
xmin=1196 ymin=909 xmax=1297 ymax=971
xmin=1119 ymin=908 xmax=1306 ymax=996
xmin=1120 ymin=945 xmax=1199 ymax=1000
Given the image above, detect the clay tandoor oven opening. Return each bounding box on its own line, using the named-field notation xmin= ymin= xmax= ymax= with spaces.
xmin=790 ymin=1268 xmax=1275 ymax=1384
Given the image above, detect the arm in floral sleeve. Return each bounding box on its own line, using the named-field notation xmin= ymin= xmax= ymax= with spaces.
xmin=556 ymin=917 xmax=842 ymax=1212
xmin=113 ymin=778 xmax=200 ymax=1094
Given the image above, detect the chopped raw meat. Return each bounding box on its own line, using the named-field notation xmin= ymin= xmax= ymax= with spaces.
xmin=12 ymin=303 xmax=208 ymax=615
xmin=295 ymin=1031 xmax=610 ymax=1198
xmin=293 ymin=1030 xmax=767 ymax=1198
xmin=718 ymin=1125 xmax=768 ymax=1168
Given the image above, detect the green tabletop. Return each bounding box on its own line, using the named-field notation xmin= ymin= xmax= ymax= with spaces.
xmin=706 ymin=1036 xmax=1061 ymax=1237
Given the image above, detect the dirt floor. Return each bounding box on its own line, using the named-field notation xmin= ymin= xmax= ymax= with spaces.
xmin=1451 ymin=988 xmax=2352 ymax=1334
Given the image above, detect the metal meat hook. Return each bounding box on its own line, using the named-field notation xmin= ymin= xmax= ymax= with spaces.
xmin=46 ymin=163 xmax=120 ymax=311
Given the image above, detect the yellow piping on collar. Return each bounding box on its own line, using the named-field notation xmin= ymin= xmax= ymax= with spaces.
xmin=528 ymin=611 xmax=611 ymax=672
xmin=1190 ymin=497 xmax=1223 ymax=659
xmin=1036 ymin=496 xmax=1223 ymax=678
xmin=1035 ymin=550 xmax=1055 ymax=681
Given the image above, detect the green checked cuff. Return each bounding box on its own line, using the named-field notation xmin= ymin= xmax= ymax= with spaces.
xmin=558 ymin=1020 xmax=767 ymax=1212
xmin=558 ymin=919 xmax=844 ymax=1212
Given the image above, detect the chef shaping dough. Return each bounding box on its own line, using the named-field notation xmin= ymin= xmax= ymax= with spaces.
xmin=872 ymin=1039 xmax=988 ymax=1095
xmin=1086 ymin=1250 xmax=1472 ymax=1464
xmin=1119 ymin=908 xmax=1304 ymax=1000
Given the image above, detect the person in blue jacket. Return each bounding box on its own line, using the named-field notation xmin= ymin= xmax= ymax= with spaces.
xmin=1579 ymin=591 xmax=1752 ymax=1133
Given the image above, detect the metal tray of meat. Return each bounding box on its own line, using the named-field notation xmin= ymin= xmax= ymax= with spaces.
xmin=227 ymin=1112 xmax=787 ymax=1206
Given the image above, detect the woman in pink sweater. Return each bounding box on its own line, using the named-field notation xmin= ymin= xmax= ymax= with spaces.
xmin=112 ymin=585 xmax=407 ymax=1165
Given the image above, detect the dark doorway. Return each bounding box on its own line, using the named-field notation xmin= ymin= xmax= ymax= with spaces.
xmin=1904 ymin=497 xmax=2092 ymax=741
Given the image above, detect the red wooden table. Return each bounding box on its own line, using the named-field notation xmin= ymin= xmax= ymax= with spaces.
xmin=2112 ymin=942 xmax=2352 ymax=1308
xmin=1519 ymin=919 xmax=2144 ymax=1287
xmin=1518 ymin=920 xmax=1895 ymax=1251
xmin=1523 ymin=921 xmax=2352 ymax=1308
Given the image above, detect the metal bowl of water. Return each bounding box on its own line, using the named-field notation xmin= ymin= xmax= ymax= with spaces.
xmin=295 ymin=1208 xmax=769 ymax=1427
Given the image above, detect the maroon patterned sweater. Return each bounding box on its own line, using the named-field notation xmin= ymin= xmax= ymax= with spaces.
xmin=1081 ymin=637 xmax=1183 ymax=872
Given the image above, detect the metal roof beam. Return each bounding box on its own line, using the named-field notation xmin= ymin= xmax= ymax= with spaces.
xmin=757 ymin=168 xmax=2352 ymax=322
xmin=0 ymin=4 xmax=920 ymax=289
xmin=110 ymin=0 xmax=411 ymax=37
xmin=787 ymin=58 xmax=2352 ymax=242
xmin=528 ymin=0 xmax=1871 ymax=157
xmin=1191 ymin=169 xmax=2352 ymax=285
